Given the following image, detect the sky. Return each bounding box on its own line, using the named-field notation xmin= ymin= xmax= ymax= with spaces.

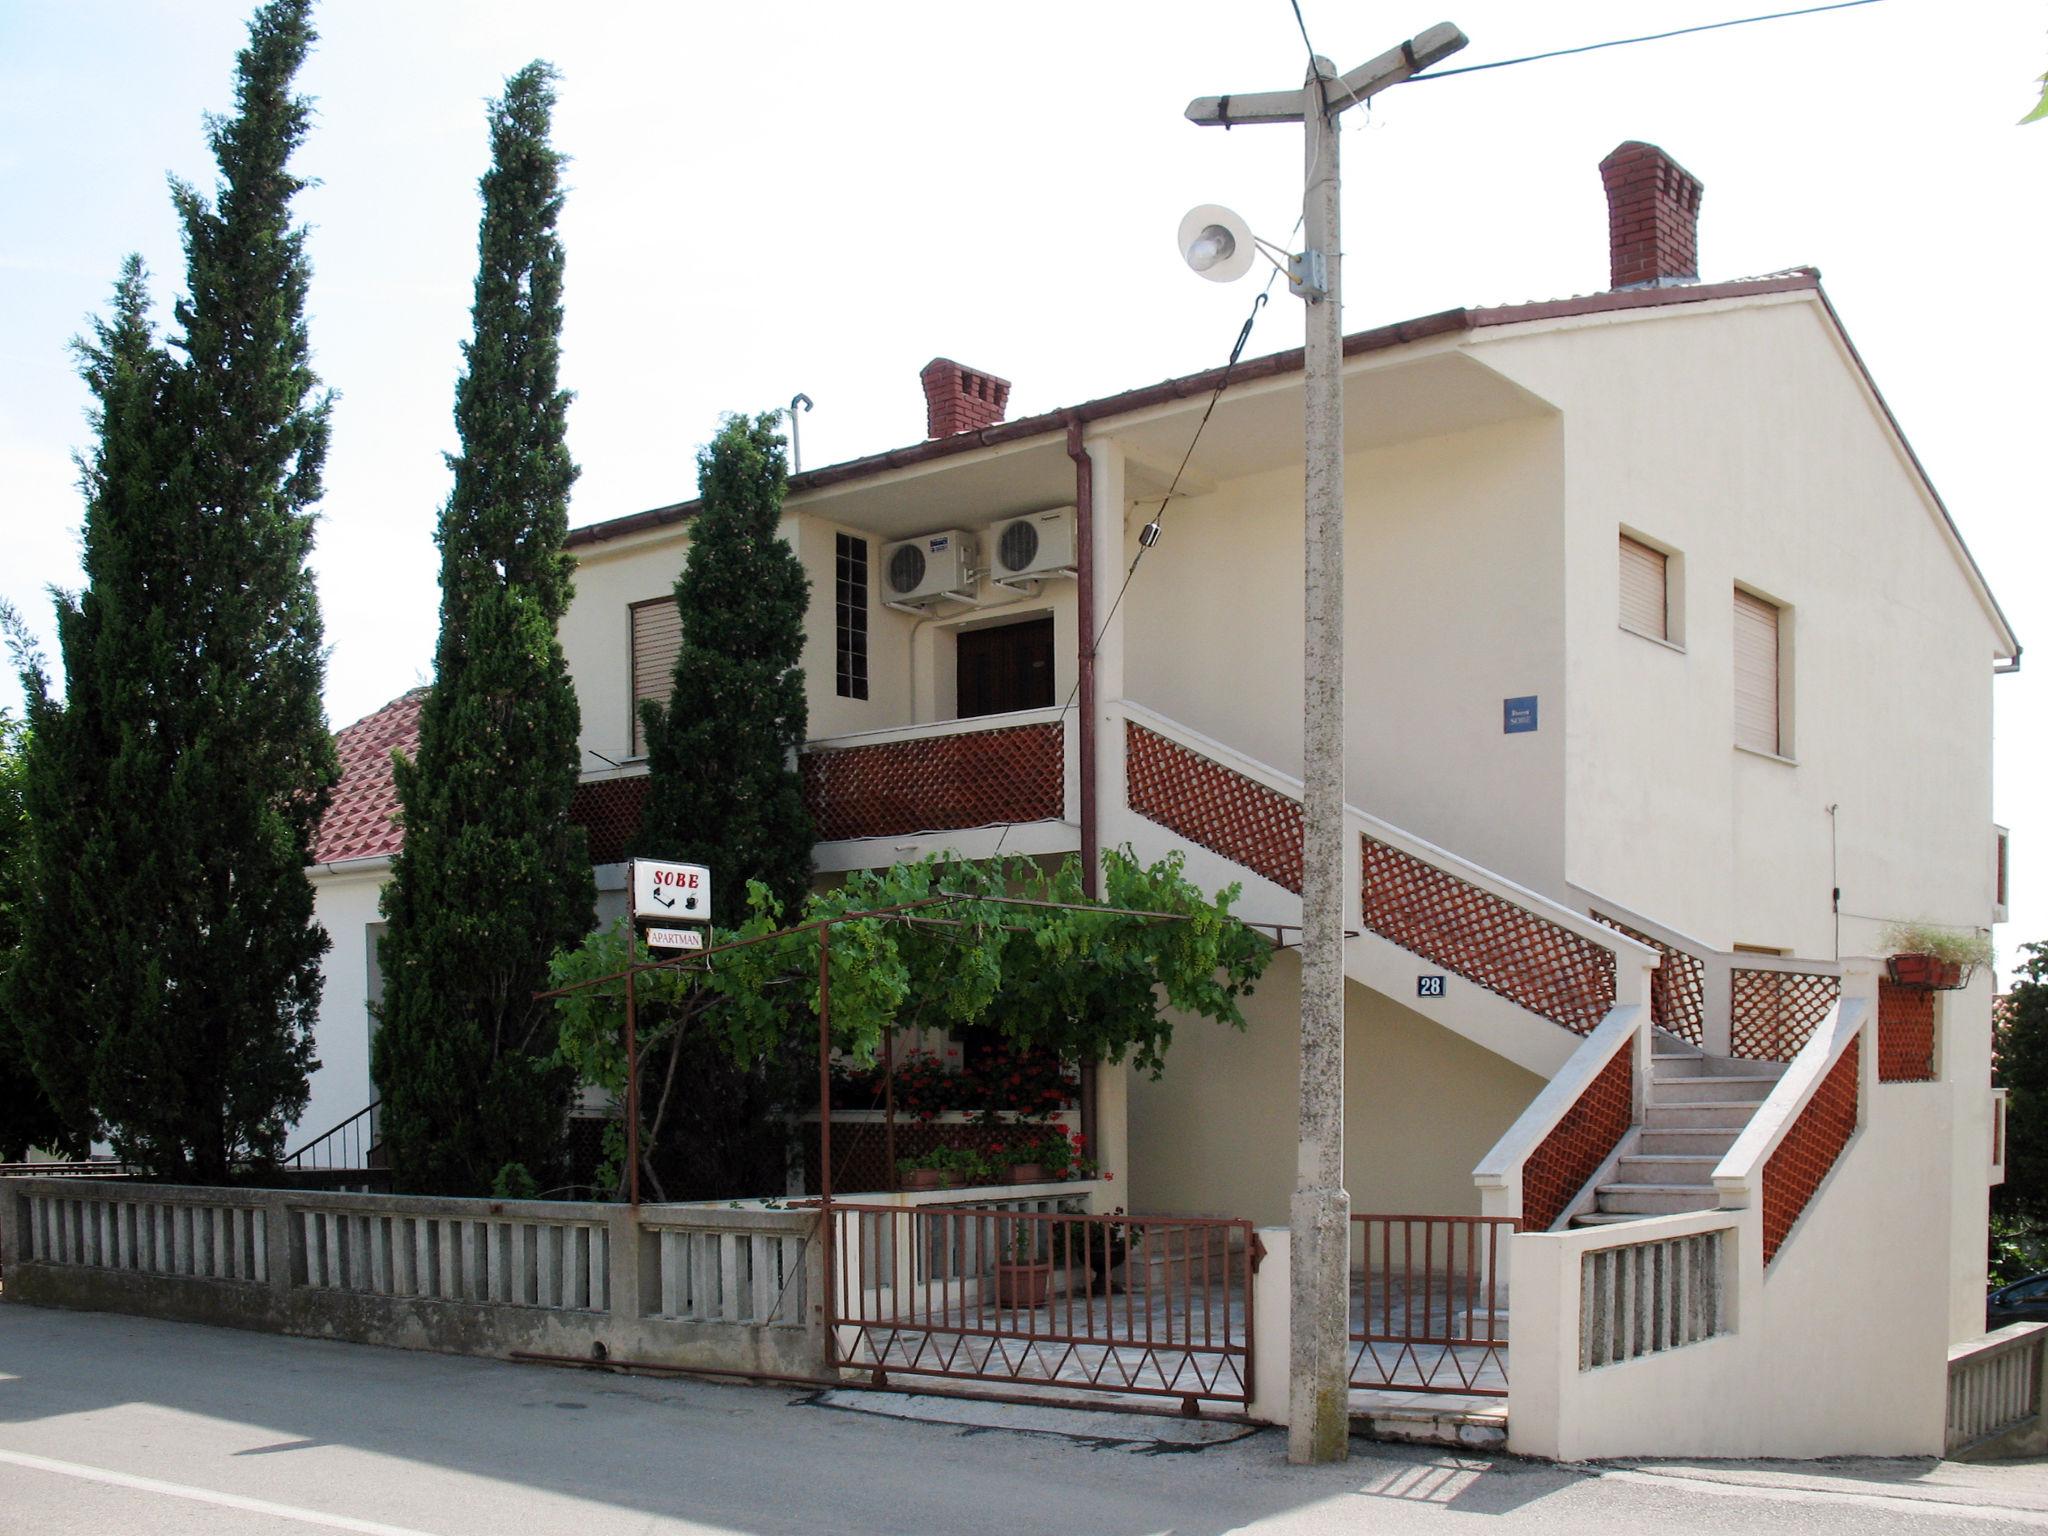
xmin=1 ymin=0 xmax=2043 ymax=955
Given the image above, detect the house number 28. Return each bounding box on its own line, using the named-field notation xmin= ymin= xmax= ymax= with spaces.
xmin=1417 ymin=976 xmax=1446 ymax=998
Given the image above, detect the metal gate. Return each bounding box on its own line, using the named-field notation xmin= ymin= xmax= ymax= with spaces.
xmin=1350 ymin=1213 xmax=1514 ymax=1397
xmin=828 ymin=1202 xmax=1257 ymax=1410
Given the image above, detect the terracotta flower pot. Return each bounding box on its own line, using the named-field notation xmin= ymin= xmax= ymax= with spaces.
xmin=1007 ymin=1163 xmax=1047 ymax=1184
xmin=994 ymin=1262 xmax=1052 ymax=1309
xmin=941 ymin=1169 xmax=970 ymax=1188
xmin=901 ymin=1168 xmax=943 ymax=1191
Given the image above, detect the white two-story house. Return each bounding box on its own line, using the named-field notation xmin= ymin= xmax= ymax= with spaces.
xmin=302 ymin=141 xmax=2018 ymax=1459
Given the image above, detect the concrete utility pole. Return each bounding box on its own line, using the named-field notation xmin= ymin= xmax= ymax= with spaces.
xmin=1186 ymin=22 xmax=1466 ymax=1466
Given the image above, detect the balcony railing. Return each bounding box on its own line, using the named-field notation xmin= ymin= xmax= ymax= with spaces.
xmin=800 ymin=709 xmax=1068 ymax=845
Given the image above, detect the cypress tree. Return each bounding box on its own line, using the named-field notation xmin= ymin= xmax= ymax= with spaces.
xmin=0 ymin=695 xmax=72 ymax=1161
xmin=5 ymin=262 xmax=171 ymax=1161
xmin=372 ymin=62 xmax=593 ymax=1196
xmin=637 ymin=414 xmax=814 ymax=924
xmin=11 ymin=0 xmax=336 ymax=1183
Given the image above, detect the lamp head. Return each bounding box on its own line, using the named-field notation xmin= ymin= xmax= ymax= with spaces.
xmin=1177 ymin=204 xmax=1255 ymax=283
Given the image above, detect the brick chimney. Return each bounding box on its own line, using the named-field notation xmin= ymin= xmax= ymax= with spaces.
xmin=1599 ymin=141 xmax=1705 ymax=290
xmin=920 ymin=358 xmax=1011 ymax=439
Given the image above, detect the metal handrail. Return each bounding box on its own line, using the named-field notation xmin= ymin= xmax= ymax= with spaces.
xmin=283 ymin=1100 xmax=382 ymax=1171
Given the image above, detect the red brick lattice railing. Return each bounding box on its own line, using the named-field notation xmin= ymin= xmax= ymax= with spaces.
xmin=801 ymin=721 xmax=1063 ymax=842
xmin=1760 ymin=1035 xmax=1860 ymax=1264
xmin=569 ymin=776 xmax=650 ymax=865
xmin=1364 ymin=839 xmax=1616 ymax=1035
xmin=1124 ymin=723 xmax=1303 ymax=893
xmin=1877 ymin=978 xmax=1937 ymax=1083
xmin=1593 ymin=913 xmax=1706 ymax=1045
xmin=1123 ymin=719 xmax=1620 ymax=1036
xmin=1730 ymin=969 xmax=1841 ymax=1063
xmin=1521 ymin=1045 xmax=1634 ymax=1231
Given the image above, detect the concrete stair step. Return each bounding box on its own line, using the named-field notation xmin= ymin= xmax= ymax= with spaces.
xmin=1638 ymin=1128 xmax=1743 ymax=1157
xmin=1644 ymin=1102 xmax=1763 ymax=1131
xmin=1652 ymin=1054 xmax=1788 ymax=1081
xmin=1616 ymin=1154 xmax=1721 ymax=1182
xmin=1651 ymin=1054 xmax=1714 ymax=1078
xmin=1570 ymin=1210 xmax=1656 ymax=1227
xmin=1595 ymin=1183 xmax=1721 ymax=1216
xmin=1652 ymin=1074 xmax=1779 ymax=1105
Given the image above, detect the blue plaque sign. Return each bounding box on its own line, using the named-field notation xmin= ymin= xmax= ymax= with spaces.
xmin=1503 ymin=696 xmax=1538 ymax=734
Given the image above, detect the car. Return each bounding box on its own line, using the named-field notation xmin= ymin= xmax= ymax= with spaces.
xmin=1988 ymin=1272 xmax=2048 ymax=1327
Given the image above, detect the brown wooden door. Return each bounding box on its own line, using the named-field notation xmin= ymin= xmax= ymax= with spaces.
xmin=956 ymin=616 xmax=1054 ymax=718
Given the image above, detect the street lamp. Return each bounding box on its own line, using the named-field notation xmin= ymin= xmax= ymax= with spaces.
xmin=1181 ymin=21 xmax=1467 ymax=1467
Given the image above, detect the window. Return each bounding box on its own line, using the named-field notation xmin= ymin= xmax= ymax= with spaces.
xmin=1995 ymin=825 xmax=2011 ymax=923
xmin=1619 ymin=534 xmax=1669 ymax=641
xmin=835 ymin=532 xmax=869 ymax=700
xmin=630 ymin=597 xmax=682 ymax=757
xmin=1732 ymin=587 xmax=1782 ymax=756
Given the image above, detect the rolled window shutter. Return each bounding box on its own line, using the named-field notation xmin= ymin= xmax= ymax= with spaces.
xmin=631 ymin=598 xmax=683 ymax=756
xmin=1619 ymin=536 xmax=1668 ymax=640
xmin=1732 ymin=589 xmax=1780 ymax=755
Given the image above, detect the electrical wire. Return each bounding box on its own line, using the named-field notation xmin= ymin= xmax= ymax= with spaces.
xmin=1406 ymin=0 xmax=1886 ymax=83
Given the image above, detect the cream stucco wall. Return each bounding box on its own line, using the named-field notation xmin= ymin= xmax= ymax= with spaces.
xmin=1119 ymin=415 xmax=1569 ymax=892
xmin=1471 ymin=295 xmax=2003 ymax=956
xmin=1470 ymin=295 xmax=2006 ymax=1344
xmin=1126 ymin=952 xmax=1543 ymax=1229
xmin=299 ymin=866 xmax=387 ymax=1145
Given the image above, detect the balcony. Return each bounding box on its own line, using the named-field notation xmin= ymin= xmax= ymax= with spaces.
xmin=800 ymin=707 xmax=1076 ymax=871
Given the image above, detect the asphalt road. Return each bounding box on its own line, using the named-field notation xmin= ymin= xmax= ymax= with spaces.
xmin=3 ymin=1302 xmax=2046 ymax=1535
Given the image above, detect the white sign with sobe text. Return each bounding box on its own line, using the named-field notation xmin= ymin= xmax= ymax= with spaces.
xmin=631 ymin=859 xmax=711 ymax=923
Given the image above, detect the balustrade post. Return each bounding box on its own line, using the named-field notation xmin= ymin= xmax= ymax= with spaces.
xmin=1703 ymin=954 xmax=1734 ymax=1058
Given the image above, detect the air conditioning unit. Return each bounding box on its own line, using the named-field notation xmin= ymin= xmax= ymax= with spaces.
xmin=880 ymin=529 xmax=979 ymax=605
xmin=989 ymin=508 xmax=1077 ymax=587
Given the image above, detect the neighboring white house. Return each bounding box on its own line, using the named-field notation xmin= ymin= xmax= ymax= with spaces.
xmin=301 ymin=141 xmax=2018 ymax=1459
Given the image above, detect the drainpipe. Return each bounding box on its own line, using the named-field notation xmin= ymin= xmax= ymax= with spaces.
xmin=1067 ymin=419 xmax=1098 ymax=900
xmin=1068 ymin=419 xmax=1101 ymax=1167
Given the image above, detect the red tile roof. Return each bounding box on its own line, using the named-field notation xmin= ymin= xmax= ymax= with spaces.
xmin=313 ymin=690 xmax=425 ymax=865
xmin=313 ymin=690 xmax=651 ymax=869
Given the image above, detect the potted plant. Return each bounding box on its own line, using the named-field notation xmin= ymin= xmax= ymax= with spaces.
xmin=1004 ymin=1123 xmax=1098 ymax=1184
xmin=935 ymin=1144 xmax=990 ymax=1189
xmin=895 ymin=1148 xmax=949 ymax=1191
xmin=993 ymin=1223 xmax=1052 ymax=1308
xmin=1881 ymin=922 xmax=1992 ymax=990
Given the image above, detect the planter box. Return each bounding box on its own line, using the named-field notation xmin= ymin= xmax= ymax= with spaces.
xmin=1888 ymin=953 xmax=1964 ymax=990
xmin=1006 ymin=1163 xmax=1047 ymax=1184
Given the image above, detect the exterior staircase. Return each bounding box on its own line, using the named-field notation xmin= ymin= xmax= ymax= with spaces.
xmin=1572 ymin=1034 xmax=1785 ymax=1227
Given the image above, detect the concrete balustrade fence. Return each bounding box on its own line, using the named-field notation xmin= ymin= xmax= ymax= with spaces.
xmin=1 ymin=1179 xmax=826 ymax=1381
xmin=1948 ymin=1325 xmax=2048 ymax=1458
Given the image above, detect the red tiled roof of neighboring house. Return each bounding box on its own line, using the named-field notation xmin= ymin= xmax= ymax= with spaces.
xmin=312 ymin=690 xmax=425 ymax=865
xmin=312 ymin=688 xmax=651 ymax=868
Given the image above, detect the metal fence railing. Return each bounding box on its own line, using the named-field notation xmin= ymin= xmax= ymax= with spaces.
xmin=1350 ymin=1214 xmax=1515 ymax=1398
xmin=829 ymin=1203 xmax=1256 ymax=1408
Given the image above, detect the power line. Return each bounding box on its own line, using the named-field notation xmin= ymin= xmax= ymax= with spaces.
xmin=1407 ymin=0 xmax=1885 ymax=82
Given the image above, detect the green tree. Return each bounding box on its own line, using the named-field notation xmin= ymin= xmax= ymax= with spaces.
xmin=636 ymin=413 xmax=814 ymax=925
xmin=9 ymin=0 xmax=335 ymax=1181
xmin=1996 ymin=941 xmax=2048 ymax=1223
xmin=372 ymin=62 xmax=593 ymax=1196
xmin=0 ymin=684 xmax=71 ymax=1161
